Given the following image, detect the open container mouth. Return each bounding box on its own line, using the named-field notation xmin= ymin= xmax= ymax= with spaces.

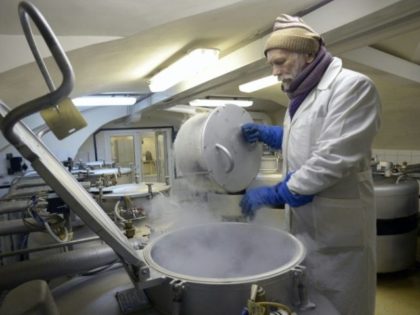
xmin=143 ymin=222 xmax=305 ymax=284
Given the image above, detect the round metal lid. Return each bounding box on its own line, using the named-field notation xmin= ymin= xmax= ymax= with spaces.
xmin=201 ymin=104 xmax=262 ymax=192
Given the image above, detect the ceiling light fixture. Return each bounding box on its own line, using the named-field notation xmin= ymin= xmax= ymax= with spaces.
xmin=72 ymin=95 xmax=137 ymax=106
xmin=189 ymin=98 xmax=253 ymax=107
xmin=148 ymin=48 xmax=220 ymax=92
xmin=239 ymin=75 xmax=279 ymax=93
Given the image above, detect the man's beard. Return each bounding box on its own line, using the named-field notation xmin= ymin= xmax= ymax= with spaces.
xmin=279 ymin=56 xmax=309 ymax=92
xmin=280 ymin=77 xmax=294 ymax=91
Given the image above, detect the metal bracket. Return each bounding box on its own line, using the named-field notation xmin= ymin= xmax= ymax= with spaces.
xmin=170 ymin=279 xmax=186 ymax=301
xmin=170 ymin=279 xmax=186 ymax=315
xmin=121 ymin=256 xmax=166 ymax=290
xmin=291 ymin=266 xmax=316 ymax=311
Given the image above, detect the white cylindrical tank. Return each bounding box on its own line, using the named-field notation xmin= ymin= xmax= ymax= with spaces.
xmin=374 ymin=175 xmax=419 ymax=273
xmin=143 ymin=222 xmax=305 ymax=315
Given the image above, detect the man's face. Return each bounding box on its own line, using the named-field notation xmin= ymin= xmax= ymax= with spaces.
xmin=266 ymin=49 xmax=314 ymax=90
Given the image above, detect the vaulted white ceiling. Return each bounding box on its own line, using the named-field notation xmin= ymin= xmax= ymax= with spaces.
xmin=1 ymin=0 xmax=420 ymax=153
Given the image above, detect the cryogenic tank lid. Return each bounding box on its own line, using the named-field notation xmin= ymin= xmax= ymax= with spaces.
xmin=201 ymin=105 xmax=262 ymax=193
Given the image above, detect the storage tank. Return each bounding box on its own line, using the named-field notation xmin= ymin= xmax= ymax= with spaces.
xmin=142 ymin=222 xmax=305 ymax=315
xmin=374 ymin=175 xmax=419 ymax=273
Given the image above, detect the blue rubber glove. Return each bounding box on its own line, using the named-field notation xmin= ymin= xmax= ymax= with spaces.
xmin=240 ymin=185 xmax=285 ymax=219
xmin=241 ymin=123 xmax=283 ymax=150
xmin=279 ymin=173 xmax=314 ymax=207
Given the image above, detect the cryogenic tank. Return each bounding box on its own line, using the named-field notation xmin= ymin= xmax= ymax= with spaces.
xmin=142 ymin=222 xmax=305 ymax=315
xmin=75 ymin=167 xmax=132 ymax=185
xmin=174 ymin=105 xmax=262 ymax=193
xmin=89 ymin=182 xmax=170 ymax=212
xmin=374 ymin=175 xmax=419 ymax=273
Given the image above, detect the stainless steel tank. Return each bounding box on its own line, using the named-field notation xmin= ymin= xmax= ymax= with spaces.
xmin=143 ymin=222 xmax=305 ymax=315
xmin=374 ymin=175 xmax=419 ymax=273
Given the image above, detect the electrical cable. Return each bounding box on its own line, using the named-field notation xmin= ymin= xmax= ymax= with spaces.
xmin=114 ymin=198 xmax=128 ymax=223
xmin=44 ymin=221 xmax=69 ymax=243
xmin=23 ymin=194 xmax=71 ymax=243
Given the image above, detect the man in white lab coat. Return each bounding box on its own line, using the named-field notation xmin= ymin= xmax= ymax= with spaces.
xmin=240 ymin=14 xmax=381 ymax=315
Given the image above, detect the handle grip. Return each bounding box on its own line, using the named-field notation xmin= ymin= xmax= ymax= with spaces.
xmin=215 ymin=143 xmax=234 ymax=173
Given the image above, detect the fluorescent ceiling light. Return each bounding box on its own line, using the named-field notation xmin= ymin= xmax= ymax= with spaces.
xmin=73 ymin=95 xmax=137 ymax=106
xmin=149 ymin=48 xmax=219 ymax=92
xmin=239 ymin=75 xmax=279 ymax=93
xmin=189 ymin=99 xmax=253 ymax=107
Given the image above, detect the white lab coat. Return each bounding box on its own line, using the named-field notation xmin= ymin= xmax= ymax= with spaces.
xmin=282 ymin=57 xmax=381 ymax=315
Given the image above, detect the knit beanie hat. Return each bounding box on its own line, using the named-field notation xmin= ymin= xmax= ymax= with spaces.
xmin=264 ymin=14 xmax=322 ymax=56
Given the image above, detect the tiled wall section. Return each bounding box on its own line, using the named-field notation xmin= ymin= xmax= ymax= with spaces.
xmin=372 ymin=149 xmax=420 ymax=164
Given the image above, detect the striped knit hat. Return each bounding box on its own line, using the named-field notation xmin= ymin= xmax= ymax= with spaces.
xmin=264 ymin=14 xmax=322 ymax=56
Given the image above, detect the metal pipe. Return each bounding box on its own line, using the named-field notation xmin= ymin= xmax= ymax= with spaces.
xmin=402 ymin=163 xmax=420 ymax=174
xmin=0 ymin=245 xmax=120 ymax=290
xmin=0 ymin=218 xmax=85 ymax=236
xmin=0 ymin=125 xmax=50 ymax=153
xmin=0 ymin=236 xmax=101 ymax=258
xmin=0 ymin=200 xmax=29 ymax=215
xmin=0 ymin=218 xmax=43 ymax=235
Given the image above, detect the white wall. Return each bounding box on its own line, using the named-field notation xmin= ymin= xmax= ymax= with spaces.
xmin=74 ymin=136 xmax=95 ymax=163
xmin=373 ymin=149 xmax=420 ymax=165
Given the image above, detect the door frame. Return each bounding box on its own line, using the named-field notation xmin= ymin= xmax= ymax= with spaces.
xmin=93 ymin=126 xmax=174 ymax=183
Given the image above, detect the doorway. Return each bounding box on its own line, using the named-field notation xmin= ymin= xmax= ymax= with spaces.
xmin=95 ymin=128 xmax=173 ymax=184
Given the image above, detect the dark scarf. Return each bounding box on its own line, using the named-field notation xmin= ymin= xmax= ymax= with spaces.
xmin=284 ymin=46 xmax=333 ymax=119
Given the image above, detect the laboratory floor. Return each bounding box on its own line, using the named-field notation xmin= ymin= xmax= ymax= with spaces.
xmin=376 ymin=265 xmax=420 ymax=315
xmin=375 ymin=237 xmax=420 ymax=315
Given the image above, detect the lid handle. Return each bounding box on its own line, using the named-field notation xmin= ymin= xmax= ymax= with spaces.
xmin=215 ymin=143 xmax=234 ymax=173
